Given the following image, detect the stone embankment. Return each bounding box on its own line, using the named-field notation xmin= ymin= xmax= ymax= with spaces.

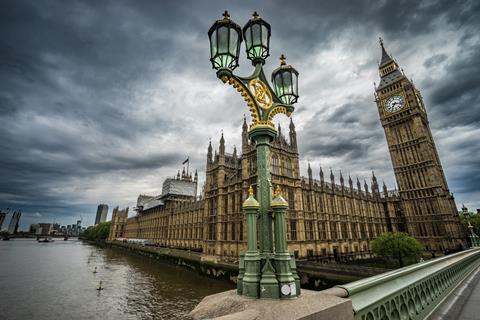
xmin=106 ymin=240 xmax=389 ymax=288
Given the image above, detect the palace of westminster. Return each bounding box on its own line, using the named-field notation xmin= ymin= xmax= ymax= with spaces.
xmin=109 ymin=41 xmax=466 ymax=260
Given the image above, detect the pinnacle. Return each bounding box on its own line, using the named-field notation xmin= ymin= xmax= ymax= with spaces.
xmin=379 ymin=37 xmax=393 ymax=67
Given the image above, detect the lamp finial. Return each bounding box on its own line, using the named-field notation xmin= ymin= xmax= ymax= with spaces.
xmin=274 ymin=185 xmax=282 ymax=198
xmin=248 ymin=185 xmax=254 ymax=197
xmin=280 ymin=54 xmax=287 ymax=66
xmin=222 ymin=10 xmax=230 ymax=20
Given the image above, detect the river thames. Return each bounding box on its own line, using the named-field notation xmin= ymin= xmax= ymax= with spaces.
xmin=0 ymin=239 xmax=233 ymax=320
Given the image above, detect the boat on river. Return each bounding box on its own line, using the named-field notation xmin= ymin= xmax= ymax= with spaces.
xmin=38 ymin=237 xmax=54 ymax=243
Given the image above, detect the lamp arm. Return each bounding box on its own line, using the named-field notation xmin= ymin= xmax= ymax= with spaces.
xmin=219 ymin=62 xmax=296 ymax=127
xmin=221 ymin=72 xmax=261 ymax=125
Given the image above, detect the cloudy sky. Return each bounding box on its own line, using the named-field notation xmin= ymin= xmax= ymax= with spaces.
xmin=1 ymin=0 xmax=479 ymax=229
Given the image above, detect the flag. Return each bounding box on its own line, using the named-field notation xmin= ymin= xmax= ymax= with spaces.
xmin=182 ymin=157 xmax=189 ymax=165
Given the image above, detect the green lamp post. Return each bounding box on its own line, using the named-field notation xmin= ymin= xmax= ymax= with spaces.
xmin=208 ymin=11 xmax=300 ymax=299
xmin=467 ymin=222 xmax=480 ymax=247
xmin=463 ymin=209 xmax=480 ymax=248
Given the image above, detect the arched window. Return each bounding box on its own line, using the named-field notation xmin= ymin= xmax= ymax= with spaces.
xmin=285 ymin=159 xmax=293 ymax=177
xmin=272 ymin=154 xmax=280 ymax=175
xmin=250 ymin=157 xmax=257 ymax=174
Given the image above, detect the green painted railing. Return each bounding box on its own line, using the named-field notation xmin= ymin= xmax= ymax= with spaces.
xmin=336 ymin=248 xmax=480 ymax=320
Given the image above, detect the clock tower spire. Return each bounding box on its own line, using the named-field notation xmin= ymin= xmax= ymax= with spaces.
xmin=374 ymin=39 xmax=465 ymax=252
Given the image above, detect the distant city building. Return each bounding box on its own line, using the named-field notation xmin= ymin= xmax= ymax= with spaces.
xmin=7 ymin=211 xmax=21 ymax=234
xmin=32 ymin=223 xmax=53 ymax=236
xmin=29 ymin=223 xmax=40 ymax=233
xmin=95 ymin=204 xmax=109 ymax=225
xmin=0 ymin=211 xmax=6 ymax=230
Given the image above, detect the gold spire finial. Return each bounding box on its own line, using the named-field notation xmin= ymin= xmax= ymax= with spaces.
xmin=280 ymin=54 xmax=287 ymax=66
xmin=379 ymin=36 xmax=384 ymax=47
xmin=248 ymin=185 xmax=254 ymax=197
xmin=274 ymin=185 xmax=282 ymax=197
xmin=222 ymin=10 xmax=230 ymax=20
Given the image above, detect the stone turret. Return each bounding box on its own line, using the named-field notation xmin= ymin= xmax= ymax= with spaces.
xmin=242 ymin=116 xmax=249 ymax=153
xmin=233 ymin=145 xmax=238 ymax=168
xmin=307 ymin=162 xmax=313 ymax=186
xmin=194 ymin=169 xmax=198 ymax=198
xmin=364 ymin=179 xmax=369 ymax=194
xmin=289 ymin=118 xmax=297 ymax=151
xmin=319 ymin=166 xmax=324 ymax=189
xmin=371 ymin=170 xmax=379 ymax=196
xmin=207 ymin=140 xmax=213 ymax=167
xmin=217 ymin=133 xmax=226 ymax=186
xmin=219 ymin=131 xmax=225 ymax=156
xmin=339 ymin=171 xmax=345 ymax=190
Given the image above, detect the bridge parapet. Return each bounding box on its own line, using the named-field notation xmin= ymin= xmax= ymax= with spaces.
xmin=335 ymin=248 xmax=480 ymax=320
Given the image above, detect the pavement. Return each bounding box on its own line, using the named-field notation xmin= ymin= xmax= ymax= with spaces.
xmin=429 ymin=265 xmax=480 ymax=320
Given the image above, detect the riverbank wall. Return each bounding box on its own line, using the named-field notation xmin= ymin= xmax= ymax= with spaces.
xmin=104 ymin=240 xmax=389 ymax=289
xmin=106 ymin=240 xmax=239 ymax=282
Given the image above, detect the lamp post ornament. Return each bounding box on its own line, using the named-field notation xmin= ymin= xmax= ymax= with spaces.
xmin=463 ymin=206 xmax=480 ymax=248
xmin=208 ymin=11 xmax=300 ymax=299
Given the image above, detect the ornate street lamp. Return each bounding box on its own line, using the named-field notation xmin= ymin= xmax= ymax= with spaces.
xmin=208 ymin=11 xmax=242 ymax=78
xmin=243 ymin=12 xmax=271 ymax=64
xmin=272 ymin=54 xmax=299 ymax=104
xmin=463 ymin=208 xmax=480 ymax=247
xmin=208 ymin=11 xmax=300 ymax=300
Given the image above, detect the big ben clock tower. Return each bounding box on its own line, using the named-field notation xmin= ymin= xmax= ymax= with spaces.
xmin=374 ymin=38 xmax=465 ymax=252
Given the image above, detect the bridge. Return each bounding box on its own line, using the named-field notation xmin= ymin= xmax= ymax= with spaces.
xmin=325 ymin=248 xmax=480 ymax=320
xmin=191 ymin=248 xmax=480 ymax=319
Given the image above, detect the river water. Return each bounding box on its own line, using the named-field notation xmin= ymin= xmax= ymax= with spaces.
xmin=0 ymin=239 xmax=233 ymax=320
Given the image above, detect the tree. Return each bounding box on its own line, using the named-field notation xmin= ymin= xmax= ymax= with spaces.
xmin=371 ymin=232 xmax=424 ymax=267
xmin=460 ymin=214 xmax=480 ymax=235
xmin=80 ymin=221 xmax=111 ymax=242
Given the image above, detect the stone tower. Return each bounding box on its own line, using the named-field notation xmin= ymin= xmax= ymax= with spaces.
xmin=374 ymin=38 xmax=465 ymax=252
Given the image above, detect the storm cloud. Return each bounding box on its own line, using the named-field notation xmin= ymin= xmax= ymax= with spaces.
xmin=1 ymin=0 xmax=479 ymax=229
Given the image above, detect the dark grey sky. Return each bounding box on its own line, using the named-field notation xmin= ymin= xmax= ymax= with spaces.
xmin=1 ymin=0 xmax=479 ymax=229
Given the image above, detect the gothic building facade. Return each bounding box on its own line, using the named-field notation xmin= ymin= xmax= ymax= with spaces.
xmin=110 ymin=42 xmax=466 ymax=260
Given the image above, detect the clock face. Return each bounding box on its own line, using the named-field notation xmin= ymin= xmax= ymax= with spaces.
xmin=385 ymin=95 xmax=405 ymax=113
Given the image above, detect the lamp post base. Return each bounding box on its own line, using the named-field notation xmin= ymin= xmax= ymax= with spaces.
xmin=242 ymin=252 xmax=261 ymax=298
xmin=259 ymin=256 xmax=280 ymax=299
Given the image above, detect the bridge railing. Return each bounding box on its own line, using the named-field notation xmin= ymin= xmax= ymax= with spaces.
xmin=333 ymin=248 xmax=480 ymax=320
